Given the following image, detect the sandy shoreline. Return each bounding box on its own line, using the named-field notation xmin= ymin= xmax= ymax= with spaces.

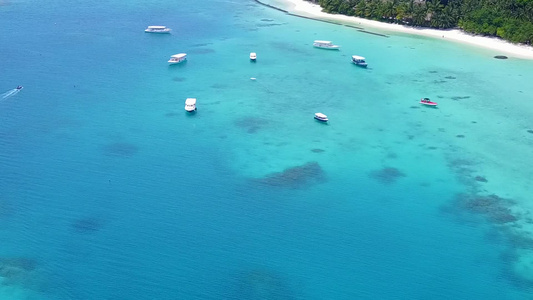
xmin=271 ymin=0 xmax=533 ymax=59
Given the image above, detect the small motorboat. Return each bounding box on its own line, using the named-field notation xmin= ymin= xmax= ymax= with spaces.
xmin=185 ymin=98 xmax=197 ymax=112
xmin=168 ymin=53 xmax=187 ymax=64
xmin=250 ymin=52 xmax=257 ymax=61
xmin=351 ymin=55 xmax=368 ymax=68
xmin=313 ymin=40 xmax=340 ymax=50
xmin=145 ymin=26 xmax=171 ymax=33
xmin=420 ymin=98 xmax=438 ymax=106
xmin=16 ymin=85 xmax=23 ymax=90
xmin=314 ymin=113 xmax=328 ymax=122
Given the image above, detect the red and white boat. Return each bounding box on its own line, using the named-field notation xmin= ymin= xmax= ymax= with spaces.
xmin=420 ymin=98 xmax=438 ymax=106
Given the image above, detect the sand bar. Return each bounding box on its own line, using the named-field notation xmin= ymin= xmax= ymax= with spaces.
xmin=271 ymin=0 xmax=533 ymax=59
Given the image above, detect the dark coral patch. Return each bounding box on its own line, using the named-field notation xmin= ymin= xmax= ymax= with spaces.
xmin=451 ymin=96 xmax=471 ymax=100
xmin=257 ymin=23 xmax=284 ymax=27
xmin=494 ymin=55 xmax=508 ymax=59
xmin=456 ymin=135 xmax=465 ymax=138
xmin=72 ymin=217 xmax=102 ymax=233
xmin=172 ymin=77 xmax=186 ymax=82
xmin=453 ymin=193 xmax=517 ymax=224
xmin=0 ymin=257 xmax=37 ymax=284
xmin=475 ymin=176 xmax=488 ymax=183
xmin=527 ymin=129 xmax=533 ymax=134
xmin=369 ymin=167 xmax=406 ymax=184
xmin=0 ymin=258 xmax=37 ymax=273
xmin=448 ymin=158 xmax=474 ymax=168
xmin=238 ymin=269 xmax=293 ymax=300
xmin=311 ymin=148 xmax=325 ymax=153
xmin=191 ymin=43 xmax=211 ymax=47
xmin=188 ymin=48 xmax=215 ymax=54
xmin=102 ymin=142 xmax=139 ymax=157
xmin=254 ymin=162 xmax=326 ymax=189
xmin=235 ymin=117 xmax=269 ymax=134
xmin=211 ymin=83 xmax=229 ymax=89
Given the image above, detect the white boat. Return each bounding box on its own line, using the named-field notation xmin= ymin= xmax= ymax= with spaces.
xmin=313 ymin=40 xmax=340 ymax=50
xmin=351 ymin=55 xmax=368 ymax=67
xmin=145 ymin=26 xmax=171 ymax=33
xmin=314 ymin=113 xmax=328 ymax=122
xmin=168 ymin=53 xmax=187 ymax=64
xmin=250 ymin=52 xmax=257 ymax=61
xmin=185 ymin=98 xmax=197 ymax=112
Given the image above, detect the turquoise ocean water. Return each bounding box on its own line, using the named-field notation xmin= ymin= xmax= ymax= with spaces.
xmin=1 ymin=0 xmax=533 ymax=299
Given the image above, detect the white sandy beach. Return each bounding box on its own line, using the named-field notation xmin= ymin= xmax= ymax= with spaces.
xmin=276 ymin=0 xmax=533 ymax=59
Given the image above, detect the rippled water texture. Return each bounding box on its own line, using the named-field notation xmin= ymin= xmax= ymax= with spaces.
xmin=1 ymin=0 xmax=533 ymax=299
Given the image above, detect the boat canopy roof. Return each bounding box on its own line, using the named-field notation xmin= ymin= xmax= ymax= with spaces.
xmin=171 ymin=53 xmax=187 ymax=58
xmin=315 ymin=113 xmax=327 ymax=118
xmin=147 ymin=26 xmax=168 ymax=29
xmin=185 ymin=98 xmax=197 ymax=104
xmin=314 ymin=40 xmax=332 ymax=44
xmin=352 ymin=55 xmax=365 ymax=60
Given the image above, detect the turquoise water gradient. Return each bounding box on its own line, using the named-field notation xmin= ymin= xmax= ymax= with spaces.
xmin=2 ymin=0 xmax=533 ymax=299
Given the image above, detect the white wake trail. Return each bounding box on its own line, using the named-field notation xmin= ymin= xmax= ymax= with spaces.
xmin=1 ymin=88 xmax=21 ymax=101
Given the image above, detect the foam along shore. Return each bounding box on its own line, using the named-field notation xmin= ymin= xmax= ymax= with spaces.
xmin=275 ymin=0 xmax=533 ymax=60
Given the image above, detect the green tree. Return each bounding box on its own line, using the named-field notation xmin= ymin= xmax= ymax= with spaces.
xmin=354 ymin=0 xmax=367 ymax=17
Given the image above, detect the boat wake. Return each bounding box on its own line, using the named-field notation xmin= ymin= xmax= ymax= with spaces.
xmin=1 ymin=88 xmax=22 ymax=101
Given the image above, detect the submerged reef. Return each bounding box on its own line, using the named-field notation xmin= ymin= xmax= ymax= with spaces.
xmin=451 ymin=96 xmax=471 ymax=100
xmin=237 ymin=269 xmax=294 ymax=300
xmin=368 ymin=167 xmax=406 ymax=184
xmin=446 ymin=157 xmax=479 ymax=188
xmin=188 ymin=48 xmax=215 ymax=55
xmin=102 ymin=142 xmax=139 ymax=157
xmin=0 ymin=257 xmax=41 ymax=290
xmin=474 ymin=176 xmax=488 ymax=183
xmin=0 ymin=198 xmax=11 ymax=218
xmin=453 ymin=193 xmax=517 ymax=224
xmin=445 ymin=154 xmax=533 ymax=287
xmin=512 ymin=249 xmax=533 ymax=283
xmin=235 ymin=117 xmax=270 ymax=134
xmin=71 ymin=217 xmax=102 ymax=234
xmin=253 ymin=162 xmax=325 ymax=189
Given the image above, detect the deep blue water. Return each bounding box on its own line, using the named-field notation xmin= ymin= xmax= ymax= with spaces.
xmin=1 ymin=0 xmax=533 ymax=299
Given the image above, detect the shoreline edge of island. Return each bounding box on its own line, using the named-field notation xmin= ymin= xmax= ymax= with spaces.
xmin=256 ymin=0 xmax=533 ymax=60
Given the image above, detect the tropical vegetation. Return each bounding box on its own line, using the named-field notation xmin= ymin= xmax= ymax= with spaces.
xmin=309 ymin=0 xmax=533 ymax=44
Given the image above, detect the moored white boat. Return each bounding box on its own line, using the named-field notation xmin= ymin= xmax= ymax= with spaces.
xmin=313 ymin=40 xmax=340 ymax=50
xmin=351 ymin=55 xmax=368 ymax=67
xmin=145 ymin=26 xmax=171 ymax=33
xmin=250 ymin=52 xmax=257 ymax=61
xmin=168 ymin=53 xmax=187 ymax=64
xmin=314 ymin=113 xmax=328 ymax=122
xmin=185 ymin=98 xmax=197 ymax=112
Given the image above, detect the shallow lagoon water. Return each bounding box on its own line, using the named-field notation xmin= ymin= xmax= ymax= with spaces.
xmin=1 ymin=0 xmax=533 ymax=299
